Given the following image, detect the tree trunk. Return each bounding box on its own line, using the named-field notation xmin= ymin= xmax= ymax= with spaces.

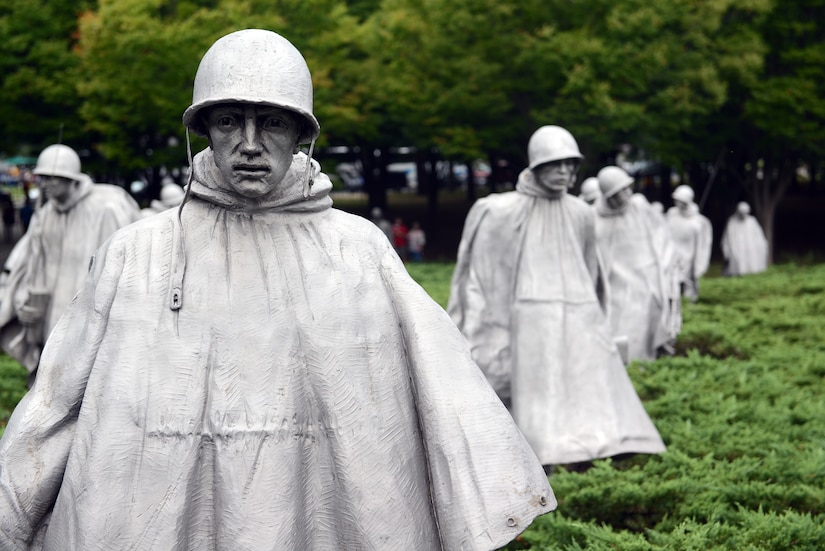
xmin=465 ymin=160 xmax=476 ymax=204
xmin=747 ymin=156 xmax=795 ymax=265
xmin=425 ymin=152 xmax=439 ymax=234
xmin=486 ymin=152 xmax=497 ymax=193
xmin=361 ymin=146 xmax=388 ymax=212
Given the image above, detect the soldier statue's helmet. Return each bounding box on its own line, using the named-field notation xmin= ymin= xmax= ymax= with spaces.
xmin=182 ymin=29 xmax=320 ymax=144
xmin=579 ymin=177 xmax=601 ymax=202
xmin=527 ymin=125 xmax=584 ymax=170
xmin=671 ymin=185 xmax=695 ymax=204
xmin=33 ymin=144 xmax=83 ymax=182
xmin=597 ymin=166 xmax=634 ymax=198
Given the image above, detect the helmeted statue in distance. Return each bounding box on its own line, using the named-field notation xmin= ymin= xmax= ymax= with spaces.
xmin=0 ymin=144 xmax=140 ymax=384
xmin=594 ymin=166 xmax=680 ymax=361
xmin=0 ymin=29 xmax=554 ymax=550
xmin=448 ymin=125 xmax=665 ymax=467
xmin=578 ymin=176 xmax=601 ymax=205
xmin=666 ymin=184 xmax=712 ymax=302
xmin=141 ymin=177 xmax=186 ymax=218
xmin=721 ymin=201 xmax=768 ymax=276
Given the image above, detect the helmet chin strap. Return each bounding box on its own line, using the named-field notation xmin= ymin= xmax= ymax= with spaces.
xmin=302 ymin=138 xmax=316 ymax=198
xmin=168 ymin=129 xmax=195 ymax=312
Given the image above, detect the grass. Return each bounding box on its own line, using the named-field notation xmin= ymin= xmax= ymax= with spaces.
xmin=2 ymin=261 xmax=823 ymax=550
xmin=0 ymin=354 xmax=27 ymax=434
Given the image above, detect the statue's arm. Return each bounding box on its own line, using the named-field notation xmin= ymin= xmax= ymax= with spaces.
xmin=0 ymin=241 xmax=123 ymax=547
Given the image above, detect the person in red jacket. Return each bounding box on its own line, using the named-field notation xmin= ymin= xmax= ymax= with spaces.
xmin=391 ymin=216 xmax=408 ymax=261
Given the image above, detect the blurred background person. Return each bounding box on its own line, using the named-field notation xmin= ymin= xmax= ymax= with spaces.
xmin=407 ymin=220 xmax=426 ymax=262
xmin=391 ymin=216 xmax=408 ymax=261
xmin=369 ymin=206 xmax=393 ymax=243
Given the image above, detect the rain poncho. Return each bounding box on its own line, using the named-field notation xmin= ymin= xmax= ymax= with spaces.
xmin=721 ymin=213 xmax=768 ymax=276
xmin=448 ymin=168 xmax=665 ymax=466
xmin=595 ymin=198 xmax=680 ymax=361
xmin=666 ymin=204 xmax=712 ymax=301
xmin=0 ymin=176 xmax=140 ymax=374
xmin=0 ymin=151 xmax=554 ymax=551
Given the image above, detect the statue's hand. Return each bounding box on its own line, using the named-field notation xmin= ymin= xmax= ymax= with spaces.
xmin=17 ymin=303 xmax=45 ymax=326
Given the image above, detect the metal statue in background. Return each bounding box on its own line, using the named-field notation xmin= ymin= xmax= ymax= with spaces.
xmin=448 ymin=125 xmax=665 ymax=467
xmin=721 ymin=201 xmax=768 ymax=276
xmin=594 ymin=166 xmax=680 ymax=362
xmin=666 ymin=185 xmax=712 ymax=302
xmin=578 ymin=176 xmax=601 ymax=205
xmin=650 ymin=200 xmax=666 ymax=223
xmin=140 ymin=178 xmax=186 ymax=218
xmin=0 ymin=144 xmax=140 ymax=384
xmin=0 ymin=29 xmax=554 ymax=550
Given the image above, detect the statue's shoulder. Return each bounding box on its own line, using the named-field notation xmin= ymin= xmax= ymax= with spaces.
xmin=563 ymin=193 xmax=592 ymax=213
xmin=90 ymin=183 xmax=131 ymax=199
xmin=469 ymin=191 xmax=526 ymax=219
xmin=88 ymin=183 xmax=140 ymax=211
xmin=326 ymin=207 xmax=397 ymax=247
xmin=106 ymin=208 xmax=176 ymax=249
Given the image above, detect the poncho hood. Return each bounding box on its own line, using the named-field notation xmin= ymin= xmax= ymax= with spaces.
xmin=515 ymin=167 xmax=567 ymax=200
xmin=189 ymin=148 xmax=333 ymax=214
xmin=51 ymin=175 xmax=94 ymax=213
xmin=595 ymin=195 xmax=631 ymax=217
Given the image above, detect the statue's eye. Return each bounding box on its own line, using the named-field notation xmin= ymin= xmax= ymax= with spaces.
xmin=216 ymin=115 xmax=236 ymax=128
xmin=262 ymin=116 xmax=289 ymax=130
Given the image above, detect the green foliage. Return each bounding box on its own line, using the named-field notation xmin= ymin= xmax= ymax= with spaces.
xmin=0 ymin=0 xmax=96 ymax=153
xmin=74 ymin=0 xmax=358 ymax=171
xmin=524 ymin=0 xmax=771 ymax=167
xmin=0 ymin=354 xmax=27 ymax=437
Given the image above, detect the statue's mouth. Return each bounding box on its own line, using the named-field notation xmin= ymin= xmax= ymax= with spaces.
xmin=233 ymin=164 xmax=270 ymax=176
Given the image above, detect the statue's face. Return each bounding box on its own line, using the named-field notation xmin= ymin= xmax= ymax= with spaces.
xmin=533 ymin=159 xmax=580 ymax=192
xmin=606 ymin=186 xmax=633 ymax=209
xmin=205 ymin=103 xmax=300 ymax=198
xmin=40 ymin=175 xmax=76 ymax=205
xmin=674 ymin=198 xmax=690 ymax=212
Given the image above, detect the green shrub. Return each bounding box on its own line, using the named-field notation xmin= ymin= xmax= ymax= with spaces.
xmin=0 ymin=354 xmax=27 ymax=436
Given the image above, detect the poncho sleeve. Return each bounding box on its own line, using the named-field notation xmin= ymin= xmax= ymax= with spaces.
xmin=0 ymin=238 xmax=124 ymax=548
xmin=577 ymin=203 xmax=610 ymax=315
xmin=94 ymin=187 xmax=142 ymax=245
xmin=695 ymin=215 xmax=713 ymax=278
xmin=446 ymin=199 xmax=514 ymax=396
xmin=0 ymin=233 xmax=37 ymax=373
